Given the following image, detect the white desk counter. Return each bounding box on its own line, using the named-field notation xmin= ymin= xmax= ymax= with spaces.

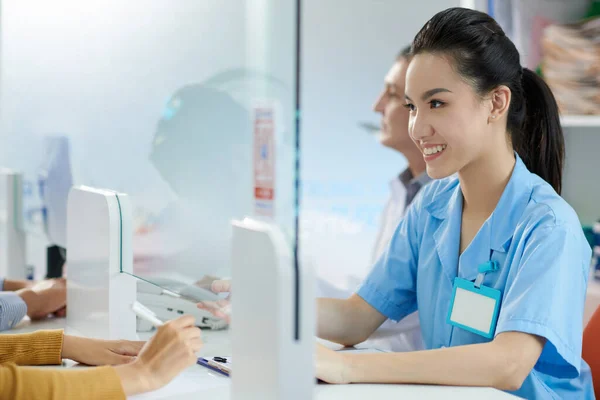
xmin=3 ymin=318 xmax=518 ymax=400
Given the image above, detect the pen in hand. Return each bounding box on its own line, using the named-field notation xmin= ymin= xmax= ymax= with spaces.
xmin=131 ymin=301 xmax=164 ymax=327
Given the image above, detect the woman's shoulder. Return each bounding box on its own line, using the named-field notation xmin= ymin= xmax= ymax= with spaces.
xmin=515 ymin=175 xmax=591 ymax=278
xmin=524 ymin=175 xmax=581 ymax=231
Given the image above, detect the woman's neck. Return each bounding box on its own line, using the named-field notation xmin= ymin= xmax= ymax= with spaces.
xmin=458 ymin=144 xmax=516 ymax=216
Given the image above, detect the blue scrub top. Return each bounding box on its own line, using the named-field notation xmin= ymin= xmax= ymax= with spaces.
xmin=357 ymin=155 xmax=595 ymax=399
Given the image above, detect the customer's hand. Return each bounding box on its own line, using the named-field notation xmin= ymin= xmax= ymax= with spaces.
xmin=53 ymin=306 xmax=67 ymax=318
xmin=61 ymin=335 xmax=145 ymax=365
xmin=17 ymin=278 xmax=66 ymax=320
xmin=2 ymin=279 xmax=33 ymax=291
xmin=210 ymin=279 xmax=231 ymax=294
xmin=115 ymin=316 xmax=203 ymax=395
xmin=196 ymin=279 xmax=231 ymax=323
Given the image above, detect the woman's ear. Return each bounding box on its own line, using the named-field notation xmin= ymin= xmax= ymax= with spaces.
xmin=488 ymin=85 xmax=511 ymax=123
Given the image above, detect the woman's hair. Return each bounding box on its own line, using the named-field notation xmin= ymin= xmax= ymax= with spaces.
xmin=411 ymin=7 xmax=564 ymax=194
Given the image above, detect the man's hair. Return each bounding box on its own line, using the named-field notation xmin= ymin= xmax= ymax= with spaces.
xmin=396 ymin=45 xmax=412 ymax=60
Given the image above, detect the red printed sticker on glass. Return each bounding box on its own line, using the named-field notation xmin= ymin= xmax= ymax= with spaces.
xmin=253 ymin=105 xmax=275 ymax=217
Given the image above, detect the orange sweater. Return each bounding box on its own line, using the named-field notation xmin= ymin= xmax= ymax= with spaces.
xmin=0 ymin=330 xmax=126 ymax=400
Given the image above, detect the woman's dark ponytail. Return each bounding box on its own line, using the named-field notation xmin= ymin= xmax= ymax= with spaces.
xmin=517 ymin=68 xmax=564 ymax=194
xmin=412 ymin=8 xmax=565 ymax=194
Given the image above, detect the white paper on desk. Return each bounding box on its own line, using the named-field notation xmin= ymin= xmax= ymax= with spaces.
xmin=129 ymin=366 xmax=228 ymax=400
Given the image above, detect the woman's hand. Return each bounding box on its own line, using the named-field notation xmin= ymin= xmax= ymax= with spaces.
xmin=115 ymin=315 xmax=203 ymax=395
xmin=315 ymin=343 xmax=352 ymax=384
xmin=62 ymin=335 xmax=145 ymax=365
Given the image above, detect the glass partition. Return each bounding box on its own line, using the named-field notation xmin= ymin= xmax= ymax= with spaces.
xmin=0 ymin=0 xmax=451 ymax=334
xmin=0 ymin=0 xmax=298 ymax=328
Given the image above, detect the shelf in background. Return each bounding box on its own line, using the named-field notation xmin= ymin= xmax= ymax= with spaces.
xmin=561 ymin=115 xmax=600 ymax=128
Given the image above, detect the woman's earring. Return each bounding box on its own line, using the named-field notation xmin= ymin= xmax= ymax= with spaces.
xmin=491 ymin=115 xmax=496 ymax=119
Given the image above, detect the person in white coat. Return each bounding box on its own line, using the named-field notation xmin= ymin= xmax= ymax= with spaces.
xmin=371 ymin=46 xmax=430 ymax=262
xmin=350 ymin=46 xmax=430 ymax=352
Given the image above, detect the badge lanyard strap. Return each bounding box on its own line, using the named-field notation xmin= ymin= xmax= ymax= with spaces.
xmin=474 ymin=260 xmax=499 ymax=288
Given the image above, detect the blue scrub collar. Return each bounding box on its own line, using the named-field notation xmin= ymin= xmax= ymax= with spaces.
xmin=425 ymin=153 xmax=534 ymax=252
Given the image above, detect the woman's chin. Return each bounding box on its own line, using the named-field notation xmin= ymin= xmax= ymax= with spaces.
xmin=425 ymin=164 xmax=455 ymax=180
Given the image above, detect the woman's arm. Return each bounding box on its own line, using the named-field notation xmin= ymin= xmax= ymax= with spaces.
xmin=0 ymin=316 xmax=203 ymax=399
xmin=0 ymin=330 xmax=128 ymax=400
xmin=317 ymin=294 xmax=387 ymax=347
xmin=0 ymin=364 xmax=127 ymax=400
xmin=318 ymin=331 xmax=545 ymax=391
xmin=0 ymin=330 xmax=64 ymax=365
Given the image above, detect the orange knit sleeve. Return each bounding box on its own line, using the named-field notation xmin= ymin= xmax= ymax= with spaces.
xmin=0 ymin=363 xmax=126 ymax=400
xmin=0 ymin=330 xmax=63 ymax=365
xmin=0 ymin=329 xmax=126 ymax=399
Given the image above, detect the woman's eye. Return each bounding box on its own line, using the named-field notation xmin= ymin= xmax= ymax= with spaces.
xmin=430 ymin=100 xmax=444 ymax=109
xmin=403 ymin=103 xmax=415 ymax=112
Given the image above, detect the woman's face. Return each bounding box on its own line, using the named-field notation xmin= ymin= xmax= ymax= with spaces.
xmin=404 ymin=53 xmax=494 ymax=179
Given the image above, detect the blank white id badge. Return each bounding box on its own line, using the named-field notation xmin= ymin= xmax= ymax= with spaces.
xmin=446 ymin=277 xmax=502 ymax=339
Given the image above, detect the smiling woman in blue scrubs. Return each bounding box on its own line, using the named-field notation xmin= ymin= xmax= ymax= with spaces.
xmin=315 ymin=7 xmax=595 ymax=399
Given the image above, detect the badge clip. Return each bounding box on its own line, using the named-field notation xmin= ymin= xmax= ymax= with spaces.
xmin=474 ymin=260 xmax=499 ymax=288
